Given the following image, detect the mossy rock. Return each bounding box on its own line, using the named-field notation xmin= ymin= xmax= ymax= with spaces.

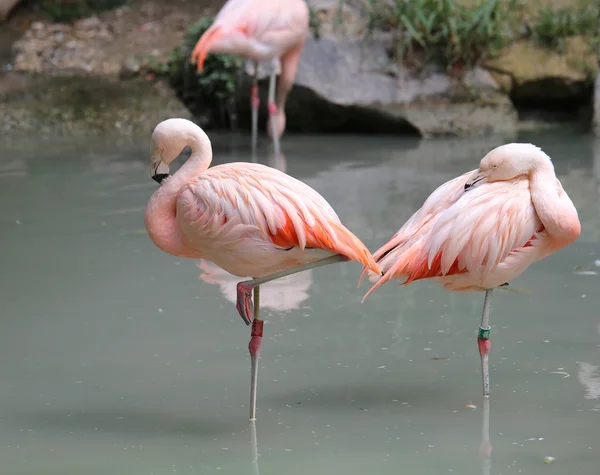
xmin=484 ymin=36 xmax=598 ymax=92
xmin=0 ymin=73 xmax=190 ymax=136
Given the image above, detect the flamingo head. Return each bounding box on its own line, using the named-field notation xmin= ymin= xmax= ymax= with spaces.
xmin=465 ymin=143 xmax=553 ymax=190
xmin=150 ymin=118 xmax=209 ymax=184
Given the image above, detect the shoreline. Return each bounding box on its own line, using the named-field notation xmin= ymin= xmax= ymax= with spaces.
xmin=1 ymin=0 xmax=598 ymax=138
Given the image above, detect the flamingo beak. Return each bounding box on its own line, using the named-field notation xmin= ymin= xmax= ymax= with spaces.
xmin=464 ymin=174 xmax=485 ymax=191
xmin=151 ymin=160 xmax=170 ymax=184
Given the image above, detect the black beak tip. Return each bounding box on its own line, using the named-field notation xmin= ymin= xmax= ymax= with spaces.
xmin=152 ymin=173 xmax=170 ymax=184
xmin=464 ymin=182 xmax=472 ymax=191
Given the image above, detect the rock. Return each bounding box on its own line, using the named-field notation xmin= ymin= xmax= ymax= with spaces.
xmin=307 ymin=0 xmax=366 ymax=38
xmin=484 ymin=37 xmax=598 ymax=100
xmin=594 ymin=72 xmax=600 ymax=137
xmin=10 ymin=1 xmax=212 ymax=76
xmin=235 ymin=36 xmax=517 ymax=137
xmin=0 ymin=73 xmax=191 ymax=136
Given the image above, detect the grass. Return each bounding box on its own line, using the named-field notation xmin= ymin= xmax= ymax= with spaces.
xmin=359 ymin=0 xmax=599 ymax=74
xmin=34 ymin=0 xmax=127 ymax=23
xmin=361 ymin=0 xmax=518 ymax=73
xmin=526 ymin=3 xmax=600 ymax=50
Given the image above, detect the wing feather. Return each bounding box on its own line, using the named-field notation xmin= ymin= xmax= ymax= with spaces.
xmin=422 ymin=179 xmax=539 ymax=279
xmin=362 ymin=174 xmax=540 ymax=299
xmin=179 ymin=163 xmax=380 ymax=274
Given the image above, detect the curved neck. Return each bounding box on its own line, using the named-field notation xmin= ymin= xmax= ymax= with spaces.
xmin=144 ymin=136 xmax=211 ymax=257
xmin=529 ymin=163 xmax=580 ymax=250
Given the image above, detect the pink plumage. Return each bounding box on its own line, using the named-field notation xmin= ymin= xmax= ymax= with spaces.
xmin=361 ymin=142 xmax=581 ymax=398
xmin=145 ymin=118 xmax=380 ymax=280
xmin=362 ymin=143 xmax=581 ymax=298
xmin=145 ymin=117 xmax=381 ymax=420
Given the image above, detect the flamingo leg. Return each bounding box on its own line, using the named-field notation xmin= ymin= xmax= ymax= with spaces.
xmin=250 ymin=421 xmax=260 ymax=475
xmin=236 ymin=254 xmax=348 ymax=325
xmin=249 ymin=286 xmax=261 ymax=421
xmin=250 ymin=60 xmax=259 ymax=159
xmin=479 ymin=396 xmax=492 ymax=475
xmin=267 ymin=69 xmax=281 ymax=160
xmin=478 ymin=289 xmax=493 ymax=397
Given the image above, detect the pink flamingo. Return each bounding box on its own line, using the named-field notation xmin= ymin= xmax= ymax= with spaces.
xmin=361 ymin=143 xmax=581 ymax=397
xmin=190 ymin=0 xmax=309 ymax=158
xmin=144 ymin=118 xmax=381 ymax=420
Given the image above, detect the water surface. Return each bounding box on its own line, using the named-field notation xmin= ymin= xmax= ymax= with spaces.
xmin=0 ymin=131 xmax=599 ymax=475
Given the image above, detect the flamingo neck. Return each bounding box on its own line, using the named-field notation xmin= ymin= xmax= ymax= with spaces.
xmin=144 ymin=138 xmax=211 ymax=258
xmin=529 ymin=163 xmax=580 ymax=250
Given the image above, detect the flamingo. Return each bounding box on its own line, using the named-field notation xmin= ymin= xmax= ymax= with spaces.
xmin=361 ymin=143 xmax=581 ymax=398
xmin=144 ymin=118 xmax=381 ymax=420
xmin=190 ymin=0 xmax=310 ymax=159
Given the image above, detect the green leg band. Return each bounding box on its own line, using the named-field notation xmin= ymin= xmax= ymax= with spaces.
xmin=478 ymin=326 xmax=491 ymax=340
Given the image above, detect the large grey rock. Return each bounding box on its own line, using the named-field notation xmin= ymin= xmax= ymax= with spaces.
xmin=236 ymin=36 xmax=517 ymax=137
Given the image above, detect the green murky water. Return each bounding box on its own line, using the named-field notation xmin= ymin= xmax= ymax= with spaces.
xmin=0 ymin=131 xmax=599 ymax=475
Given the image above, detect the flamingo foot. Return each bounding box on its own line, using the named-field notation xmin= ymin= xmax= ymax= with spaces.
xmin=237 ymin=282 xmax=255 ymax=325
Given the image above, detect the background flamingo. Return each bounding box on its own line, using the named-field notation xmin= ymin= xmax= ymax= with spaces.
xmin=361 ymin=143 xmax=581 ymax=397
xmin=144 ymin=118 xmax=380 ymax=420
xmin=190 ymin=0 xmax=310 ymax=159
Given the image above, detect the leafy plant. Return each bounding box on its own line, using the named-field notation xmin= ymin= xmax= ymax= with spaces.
xmin=306 ymin=0 xmax=322 ymax=39
xmin=362 ymin=0 xmax=517 ymax=73
xmin=168 ymin=17 xmax=243 ymax=129
xmin=527 ymin=3 xmax=600 ymax=50
xmin=36 ymin=0 xmax=126 ymax=23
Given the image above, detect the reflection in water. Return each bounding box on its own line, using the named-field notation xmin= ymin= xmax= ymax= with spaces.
xmin=250 ymin=421 xmax=260 ymax=475
xmin=198 ymin=259 xmax=313 ymax=312
xmin=578 ymin=362 xmax=600 ymax=411
xmin=267 ymin=151 xmax=287 ymax=172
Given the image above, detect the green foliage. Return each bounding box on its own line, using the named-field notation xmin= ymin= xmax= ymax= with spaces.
xmin=168 ymin=17 xmax=243 ymax=128
xmin=307 ymin=2 xmax=322 ymax=40
xmin=528 ymin=3 xmax=600 ymax=50
xmin=362 ymin=0 xmax=517 ymax=73
xmin=36 ymin=0 xmax=126 ymax=23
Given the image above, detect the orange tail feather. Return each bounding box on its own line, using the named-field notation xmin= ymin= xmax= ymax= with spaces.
xmin=268 ymin=214 xmax=381 ymax=277
xmin=324 ymin=220 xmax=381 ymax=277
xmin=361 ymin=245 xmax=466 ymax=302
xmin=190 ymin=25 xmax=223 ymax=72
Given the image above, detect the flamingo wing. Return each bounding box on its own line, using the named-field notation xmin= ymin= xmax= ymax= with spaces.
xmin=424 ymin=179 xmax=540 ymax=278
xmin=363 ymin=174 xmax=540 ymax=298
xmin=178 ymin=163 xmax=380 ymax=274
xmin=362 ymin=170 xmax=476 ymax=282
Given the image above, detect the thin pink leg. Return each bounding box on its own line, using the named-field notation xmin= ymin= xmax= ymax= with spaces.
xmin=249 ymin=287 xmax=262 ymax=420
xmin=266 ymin=70 xmax=281 ymax=160
xmin=250 ymin=67 xmax=259 ymax=159
xmin=478 ymin=289 xmax=493 ymax=397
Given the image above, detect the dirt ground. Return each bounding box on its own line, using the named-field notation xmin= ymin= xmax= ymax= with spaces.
xmin=2 ymin=0 xmax=227 ymax=75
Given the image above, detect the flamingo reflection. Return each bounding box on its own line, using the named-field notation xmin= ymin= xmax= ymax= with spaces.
xmin=198 ymin=259 xmax=313 ymax=313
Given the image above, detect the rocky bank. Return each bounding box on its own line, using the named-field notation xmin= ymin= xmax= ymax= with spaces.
xmin=1 ymin=0 xmax=599 ymax=137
